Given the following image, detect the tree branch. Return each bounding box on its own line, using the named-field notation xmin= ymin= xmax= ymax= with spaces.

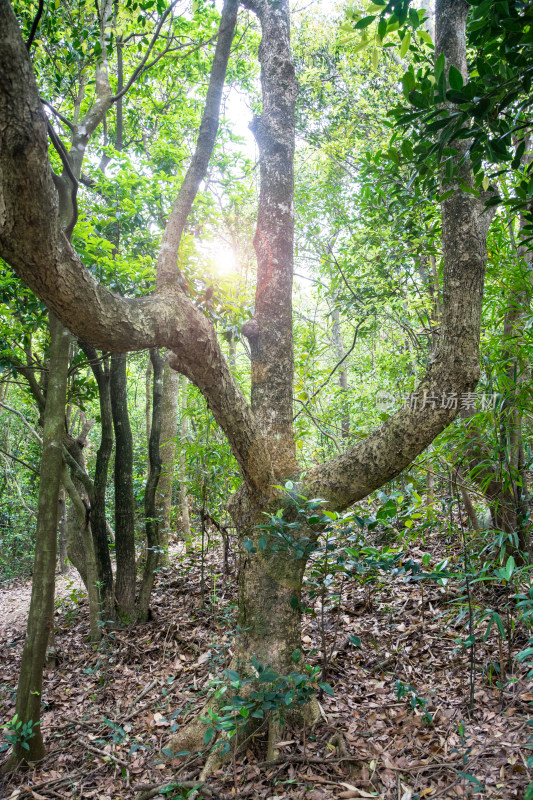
xmin=110 ymin=0 xmax=180 ymax=102
xmin=156 ymin=0 xmax=240 ymax=289
xmin=0 ymin=445 xmax=39 ymax=475
xmin=26 ymin=0 xmax=44 ymax=52
xmin=293 ymin=318 xmax=366 ymax=422
xmin=304 ymin=0 xmax=495 ymax=510
xmin=0 ymin=0 xmax=266 ymax=494
xmin=0 ymin=401 xmax=42 ymax=444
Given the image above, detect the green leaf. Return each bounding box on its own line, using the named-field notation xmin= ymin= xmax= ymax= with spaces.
xmin=319 ymin=682 xmax=335 ymax=696
xmin=402 ymin=70 xmax=416 ymax=96
xmin=257 ymin=536 xmax=267 ymax=551
xmin=409 ymin=90 xmax=430 ymax=109
xmin=435 ymin=52 xmax=445 ymax=82
xmin=203 ymin=727 xmax=215 ymax=745
xmin=349 ymin=634 xmax=362 ymax=649
xmin=408 ymin=7 xmax=420 ymax=27
xmin=516 ymin=647 xmax=533 ymax=662
xmin=355 ymin=15 xmax=376 ymax=29
xmin=457 ymin=772 xmax=484 ymax=790
xmin=504 ymin=555 xmax=515 ymax=581
xmin=525 ymin=780 xmax=533 ymax=800
xmin=400 ymin=31 xmax=411 ymax=59
xmin=292 ymin=648 xmax=301 ymax=664
xmin=448 ymin=65 xmax=463 ymax=90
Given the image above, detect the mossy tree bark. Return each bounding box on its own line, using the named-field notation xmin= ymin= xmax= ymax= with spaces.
xmin=2 ymin=315 xmax=70 ymax=770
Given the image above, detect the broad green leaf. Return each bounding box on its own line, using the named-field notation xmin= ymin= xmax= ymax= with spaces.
xmin=435 ymin=52 xmax=445 ymax=82
xmin=400 ymin=31 xmax=411 ymax=58
xmin=448 ymin=65 xmax=464 ymax=90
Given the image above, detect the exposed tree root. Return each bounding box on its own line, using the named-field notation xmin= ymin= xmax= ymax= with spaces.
xmin=325 ymin=730 xmax=357 ymax=776
xmin=164 ymin=693 xmax=322 ymax=781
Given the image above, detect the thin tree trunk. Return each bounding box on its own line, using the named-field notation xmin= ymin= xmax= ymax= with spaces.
xmin=155 ymin=358 xmax=179 ymax=566
xmin=138 ymin=349 xmax=164 ymax=618
xmin=178 ymin=375 xmax=192 ymax=550
xmin=331 ymin=308 xmax=349 ymax=438
xmin=58 ymin=486 xmax=68 ymax=574
xmin=111 ymin=353 xmax=136 ymax=623
xmin=79 ymin=344 xmax=115 ymax=621
xmin=62 ymin=464 xmax=101 ymax=640
xmin=145 ymin=356 xmax=152 ymax=482
xmin=3 ymin=315 xmax=69 ymax=769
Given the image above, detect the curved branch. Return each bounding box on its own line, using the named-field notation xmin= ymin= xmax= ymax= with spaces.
xmin=156 ymin=0 xmax=240 ymax=288
xmin=0 ymin=401 xmax=42 ymax=444
xmin=40 ymin=98 xmax=75 ymax=132
xmin=304 ymin=0 xmax=495 ymax=510
xmin=110 ymin=0 xmax=179 ymax=102
xmin=0 ymin=0 xmax=271 ymax=495
xmin=46 ymin=120 xmax=78 ymax=239
xmin=26 ymin=0 xmax=44 ymax=51
xmin=0 ymin=445 xmax=39 ymax=475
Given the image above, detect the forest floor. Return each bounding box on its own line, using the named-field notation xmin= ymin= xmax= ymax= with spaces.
xmin=0 ymin=533 xmax=531 ymax=800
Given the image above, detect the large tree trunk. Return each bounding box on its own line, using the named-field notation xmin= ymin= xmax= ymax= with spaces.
xmin=2 ymin=315 xmax=69 ymax=770
xmin=169 ymin=0 xmax=493 ymax=765
xmin=110 ymin=353 xmax=137 ymax=623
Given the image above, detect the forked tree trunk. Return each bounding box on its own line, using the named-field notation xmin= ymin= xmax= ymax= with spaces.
xmin=62 ymin=463 xmax=101 ymax=641
xmin=0 ymin=0 xmax=496 ymax=773
xmin=2 ymin=315 xmax=69 ymax=770
xmin=168 ymin=0 xmax=493 ymax=766
xmin=111 ymin=353 xmax=137 ymax=623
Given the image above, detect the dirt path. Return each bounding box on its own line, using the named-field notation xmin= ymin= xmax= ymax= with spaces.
xmin=0 ymin=569 xmax=86 ymax=637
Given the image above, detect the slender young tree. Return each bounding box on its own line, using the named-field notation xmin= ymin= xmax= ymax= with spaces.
xmin=2 ymin=315 xmax=70 ymax=769
xmin=156 ymin=358 xmax=180 ymax=564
